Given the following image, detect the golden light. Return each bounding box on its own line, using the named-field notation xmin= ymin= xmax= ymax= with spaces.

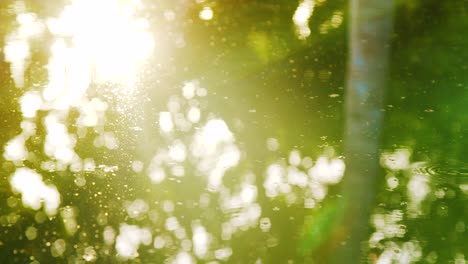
xmin=199 ymin=7 xmax=214 ymax=21
xmin=46 ymin=0 xmax=155 ymax=93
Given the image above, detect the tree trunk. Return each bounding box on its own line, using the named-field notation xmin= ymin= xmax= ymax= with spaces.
xmin=331 ymin=0 xmax=394 ymax=263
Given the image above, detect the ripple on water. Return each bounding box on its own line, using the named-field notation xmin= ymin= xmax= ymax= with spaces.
xmin=412 ymin=160 xmax=468 ymax=185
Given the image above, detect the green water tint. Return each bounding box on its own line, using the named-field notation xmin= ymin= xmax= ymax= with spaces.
xmin=0 ymin=0 xmax=467 ymax=263
xmin=414 ymin=161 xmax=468 ymax=180
xmin=296 ymin=157 xmax=468 ymax=260
xmin=298 ymin=198 xmax=343 ymax=256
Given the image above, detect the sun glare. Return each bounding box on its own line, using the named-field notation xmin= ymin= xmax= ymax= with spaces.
xmin=47 ymin=0 xmax=155 ymax=89
xmin=5 ymin=0 xmax=154 ymax=95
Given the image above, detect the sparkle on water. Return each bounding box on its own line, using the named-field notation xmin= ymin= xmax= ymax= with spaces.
xmin=10 ymin=168 xmax=60 ymax=216
xmin=2 ymin=0 xmax=460 ymax=263
xmin=199 ymin=6 xmax=214 ymax=21
xmin=292 ymin=0 xmax=315 ymax=39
